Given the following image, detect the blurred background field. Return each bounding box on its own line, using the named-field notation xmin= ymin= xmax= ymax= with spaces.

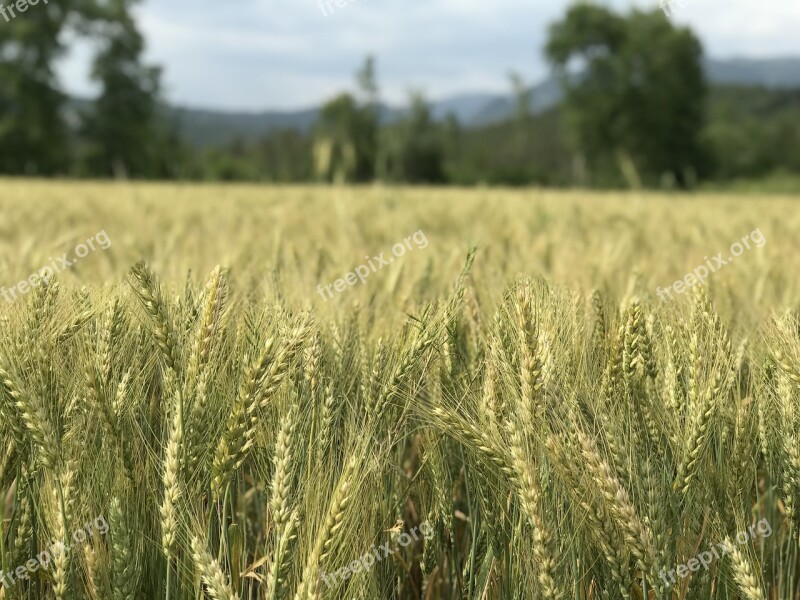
xmin=1 ymin=182 xmax=796 ymax=325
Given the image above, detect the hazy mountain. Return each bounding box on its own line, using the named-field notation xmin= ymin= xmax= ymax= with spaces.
xmin=466 ymin=58 xmax=800 ymax=126
xmin=428 ymin=93 xmax=508 ymax=123
xmin=705 ymin=57 xmax=800 ymax=88
xmin=160 ymin=56 xmax=800 ymax=148
xmin=469 ymin=75 xmax=566 ymax=126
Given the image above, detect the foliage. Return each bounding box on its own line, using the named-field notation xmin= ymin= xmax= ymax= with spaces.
xmin=545 ymin=5 xmax=709 ymax=187
xmin=378 ymin=92 xmax=446 ymax=184
xmin=0 ymin=0 xmax=74 ymax=174
xmin=312 ymin=57 xmax=380 ymax=184
xmin=80 ymin=0 xmax=167 ymax=178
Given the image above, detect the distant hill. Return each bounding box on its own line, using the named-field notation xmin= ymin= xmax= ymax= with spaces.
xmin=459 ymin=57 xmax=800 ymax=127
xmin=705 ymin=57 xmax=800 ymax=89
xmin=166 ymin=96 xmax=505 ymax=148
xmin=427 ymin=93 xmax=507 ymax=123
xmin=155 ymin=56 xmax=800 ymax=148
xmin=469 ymin=76 xmax=566 ymax=127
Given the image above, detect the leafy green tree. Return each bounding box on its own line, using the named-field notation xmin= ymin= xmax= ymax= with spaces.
xmin=545 ymin=4 xmax=708 ymax=187
xmin=703 ymin=86 xmax=800 ymax=182
xmin=356 ymin=55 xmax=379 ymax=108
xmin=378 ymin=92 xmax=446 ymax=184
xmin=313 ymin=56 xmax=380 ymax=183
xmin=314 ymin=94 xmax=363 ymax=183
xmin=0 ymin=0 xmax=75 ymax=174
xmin=509 ymin=71 xmax=532 ymax=127
xmin=81 ymin=0 xmax=165 ymax=178
xmin=255 ymin=130 xmax=313 ymax=182
xmin=354 ymin=55 xmax=379 ymax=180
xmin=506 ymin=71 xmax=535 ymax=180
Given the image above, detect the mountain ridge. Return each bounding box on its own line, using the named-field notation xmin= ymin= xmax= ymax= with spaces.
xmin=154 ymin=57 xmax=800 ymax=148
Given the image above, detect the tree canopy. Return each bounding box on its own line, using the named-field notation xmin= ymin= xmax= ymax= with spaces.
xmin=545 ymin=4 xmax=708 ymax=187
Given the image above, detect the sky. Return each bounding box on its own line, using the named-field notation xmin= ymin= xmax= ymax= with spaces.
xmin=57 ymin=0 xmax=800 ymax=112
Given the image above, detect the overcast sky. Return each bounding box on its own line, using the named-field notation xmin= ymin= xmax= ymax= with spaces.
xmin=57 ymin=0 xmax=800 ymax=112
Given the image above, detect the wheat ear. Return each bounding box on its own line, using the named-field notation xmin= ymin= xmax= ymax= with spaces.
xmin=269 ymin=402 xmax=298 ymax=531
xmin=294 ymin=457 xmax=356 ymax=600
xmin=546 ymin=435 xmax=631 ymax=598
xmin=266 ymin=509 xmax=299 ymax=600
xmin=1 ymin=362 xmax=59 ymax=469
xmin=507 ymin=418 xmax=561 ymax=599
xmin=727 ymin=539 xmax=765 ymax=600
xmin=675 ymin=367 xmax=723 ymax=495
xmin=191 ymin=535 xmax=236 ymax=600
xmin=514 ymin=287 xmax=546 ymax=432
xmin=212 ymin=322 xmax=308 ymax=498
xmin=82 ymin=540 xmax=104 ymax=600
xmin=318 ymin=383 xmax=336 ymax=459
xmin=431 ymin=405 xmax=513 ymax=477
xmin=51 ymin=466 xmax=74 ymax=600
xmin=577 ymin=430 xmax=658 ymax=585
xmin=160 ymin=390 xmax=184 ymax=559
xmin=186 ymin=266 xmax=226 ymax=390
xmin=129 ymin=261 xmax=180 ymax=372
xmin=13 ymin=485 xmax=32 ymax=565
xmin=110 ymin=495 xmax=137 ymax=600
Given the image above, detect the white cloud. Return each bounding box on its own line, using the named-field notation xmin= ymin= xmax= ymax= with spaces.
xmin=56 ymin=0 xmax=800 ymax=111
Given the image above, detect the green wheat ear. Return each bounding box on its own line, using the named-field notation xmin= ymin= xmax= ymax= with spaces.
xmin=191 ymin=535 xmax=236 ymax=600
xmin=129 ymin=261 xmax=180 ymax=372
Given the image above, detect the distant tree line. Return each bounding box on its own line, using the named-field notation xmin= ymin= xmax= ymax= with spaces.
xmin=1 ymin=2 xmax=798 ymax=187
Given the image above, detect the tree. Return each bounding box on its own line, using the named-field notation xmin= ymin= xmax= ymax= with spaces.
xmin=545 ymin=4 xmax=708 ymax=187
xmin=509 ymin=71 xmax=532 ymax=126
xmin=378 ymin=92 xmax=446 ymax=184
xmin=81 ymin=0 xmax=165 ymax=178
xmin=314 ymin=94 xmax=363 ymax=183
xmin=508 ymin=71 xmax=534 ymax=178
xmin=313 ymin=56 xmax=380 ymax=183
xmin=356 ymin=55 xmax=379 ymax=108
xmin=354 ymin=55 xmax=379 ymax=181
xmin=0 ymin=0 xmax=75 ymax=174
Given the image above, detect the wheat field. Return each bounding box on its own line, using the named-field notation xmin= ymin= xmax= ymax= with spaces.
xmin=1 ymin=182 xmax=800 ymax=599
